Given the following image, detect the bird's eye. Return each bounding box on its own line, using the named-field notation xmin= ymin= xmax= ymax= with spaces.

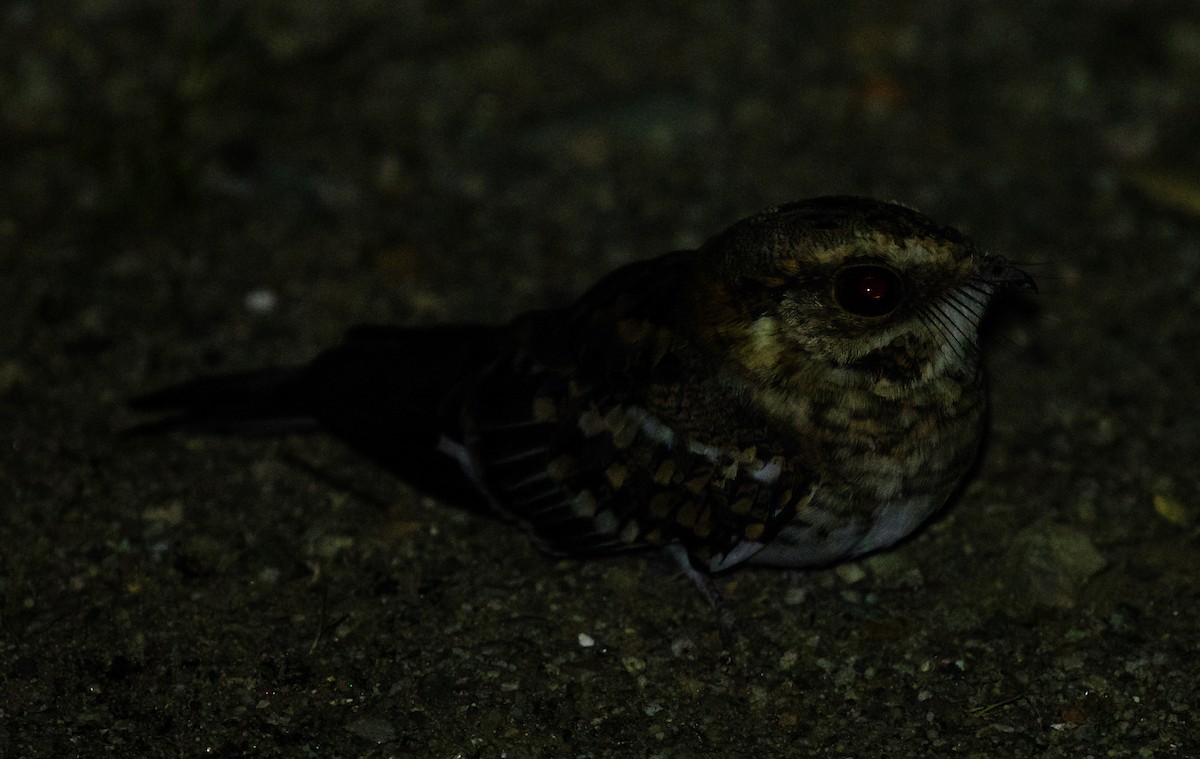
xmin=834 ymin=265 xmax=903 ymax=317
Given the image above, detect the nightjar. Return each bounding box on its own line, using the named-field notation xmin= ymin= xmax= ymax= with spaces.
xmin=132 ymin=196 xmax=1034 ymax=573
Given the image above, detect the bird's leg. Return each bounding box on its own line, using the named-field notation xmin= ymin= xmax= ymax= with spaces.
xmin=664 ymin=544 xmax=738 ymax=647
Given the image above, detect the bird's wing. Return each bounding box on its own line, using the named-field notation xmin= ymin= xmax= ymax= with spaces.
xmin=457 ymin=263 xmax=818 ymax=571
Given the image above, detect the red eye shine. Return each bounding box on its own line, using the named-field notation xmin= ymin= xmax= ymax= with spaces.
xmin=835 ymin=265 xmax=903 ymax=317
xmin=858 ymin=274 xmax=889 ymax=301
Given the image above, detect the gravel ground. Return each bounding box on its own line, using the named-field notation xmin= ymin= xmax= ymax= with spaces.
xmin=3 ymin=1 xmax=1199 ymax=756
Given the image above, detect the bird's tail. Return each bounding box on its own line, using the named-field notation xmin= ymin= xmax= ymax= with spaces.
xmin=127 ymin=368 xmax=320 ymax=436
xmin=128 ymin=323 xmax=505 ymax=507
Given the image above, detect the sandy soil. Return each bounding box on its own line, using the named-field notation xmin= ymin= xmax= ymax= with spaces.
xmin=3 ymin=2 xmax=1198 ymax=755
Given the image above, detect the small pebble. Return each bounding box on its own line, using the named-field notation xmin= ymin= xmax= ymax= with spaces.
xmin=1153 ymin=494 xmax=1190 ymax=526
xmin=244 ymin=287 xmax=278 ymax=314
xmin=1001 ymin=523 xmax=1107 ymax=608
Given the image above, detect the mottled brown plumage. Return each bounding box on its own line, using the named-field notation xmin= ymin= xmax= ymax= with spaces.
xmin=131 ymin=196 xmax=1034 ymax=573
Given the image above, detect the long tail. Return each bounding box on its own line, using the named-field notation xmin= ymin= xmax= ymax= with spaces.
xmin=128 ymin=323 xmax=505 ymax=507
xmin=127 ymin=368 xmax=321 ymax=436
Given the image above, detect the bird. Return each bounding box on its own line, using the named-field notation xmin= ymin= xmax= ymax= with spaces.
xmin=130 ymin=196 xmax=1034 ymax=574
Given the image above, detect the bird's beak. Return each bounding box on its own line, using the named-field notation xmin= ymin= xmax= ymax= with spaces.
xmin=979 ymin=256 xmax=1037 ymax=293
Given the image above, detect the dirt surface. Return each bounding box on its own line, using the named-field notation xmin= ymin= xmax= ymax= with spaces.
xmin=3 ymin=2 xmax=1199 ymax=756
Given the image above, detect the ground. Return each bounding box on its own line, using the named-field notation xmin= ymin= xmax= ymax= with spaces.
xmin=2 ymin=1 xmax=1199 ymax=756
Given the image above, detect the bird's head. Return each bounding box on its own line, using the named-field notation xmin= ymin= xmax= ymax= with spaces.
xmin=691 ymin=196 xmax=1035 ymax=391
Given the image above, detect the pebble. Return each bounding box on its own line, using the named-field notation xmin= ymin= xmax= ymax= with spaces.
xmin=1000 ymin=523 xmax=1108 ymax=608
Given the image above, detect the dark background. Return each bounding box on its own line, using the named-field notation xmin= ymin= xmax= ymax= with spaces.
xmin=3 ymin=1 xmax=1199 ymax=755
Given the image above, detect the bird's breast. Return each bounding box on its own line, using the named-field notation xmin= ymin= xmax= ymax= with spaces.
xmin=744 ymin=372 xmax=987 ymax=565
